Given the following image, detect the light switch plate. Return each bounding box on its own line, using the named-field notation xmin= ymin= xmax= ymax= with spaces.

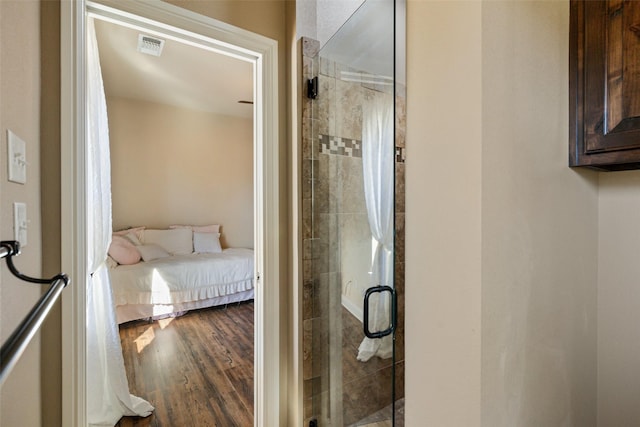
xmin=13 ymin=202 xmax=27 ymax=246
xmin=7 ymin=130 xmax=27 ymax=184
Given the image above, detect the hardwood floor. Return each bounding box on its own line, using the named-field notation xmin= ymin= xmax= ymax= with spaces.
xmin=115 ymin=301 xmax=254 ymax=427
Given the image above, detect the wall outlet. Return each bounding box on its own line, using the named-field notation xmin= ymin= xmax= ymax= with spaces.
xmin=7 ymin=130 xmax=27 ymax=184
xmin=13 ymin=202 xmax=27 ymax=246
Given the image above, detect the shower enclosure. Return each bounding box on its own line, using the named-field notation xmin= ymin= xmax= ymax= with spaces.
xmin=301 ymin=0 xmax=405 ymax=425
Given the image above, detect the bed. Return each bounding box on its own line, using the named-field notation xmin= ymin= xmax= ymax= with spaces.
xmin=107 ymin=226 xmax=254 ymax=324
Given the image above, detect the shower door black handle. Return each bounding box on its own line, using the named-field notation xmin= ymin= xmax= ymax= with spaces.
xmin=363 ymin=285 xmax=397 ymax=339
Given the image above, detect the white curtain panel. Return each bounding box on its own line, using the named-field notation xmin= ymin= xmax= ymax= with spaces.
xmin=86 ymin=18 xmax=154 ymax=426
xmin=357 ymin=95 xmax=395 ymax=362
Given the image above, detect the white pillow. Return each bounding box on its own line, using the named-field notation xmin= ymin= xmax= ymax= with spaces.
xmin=193 ymin=232 xmax=222 ymax=254
xmin=136 ymin=244 xmax=171 ymax=262
xmin=170 ymin=224 xmax=220 ymax=233
xmin=113 ymin=226 xmax=145 ymax=240
xmin=123 ymin=232 xmax=142 ymax=246
xmin=142 ymin=228 xmax=193 ymax=255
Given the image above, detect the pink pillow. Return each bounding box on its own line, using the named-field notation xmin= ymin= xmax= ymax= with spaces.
xmin=108 ymin=235 xmax=141 ymax=265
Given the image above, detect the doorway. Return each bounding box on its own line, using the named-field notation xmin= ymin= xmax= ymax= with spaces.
xmin=92 ymin=12 xmax=255 ymax=425
xmin=60 ymin=1 xmax=281 ymax=425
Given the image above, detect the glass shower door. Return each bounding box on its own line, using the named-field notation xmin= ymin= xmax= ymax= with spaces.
xmin=301 ymin=0 xmax=405 ymax=425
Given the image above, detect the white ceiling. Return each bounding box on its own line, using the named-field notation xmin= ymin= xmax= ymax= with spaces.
xmin=319 ymin=0 xmax=398 ymax=83
xmin=94 ymin=19 xmax=254 ymax=119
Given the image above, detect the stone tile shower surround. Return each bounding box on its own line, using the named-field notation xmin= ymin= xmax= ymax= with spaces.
xmin=301 ymin=37 xmax=406 ymax=426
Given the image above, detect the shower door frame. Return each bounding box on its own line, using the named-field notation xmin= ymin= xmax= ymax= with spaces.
xmin=302 ymin=0 xmax=403 ymax=421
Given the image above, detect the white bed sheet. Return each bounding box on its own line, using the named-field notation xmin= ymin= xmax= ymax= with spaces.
xmin=109 ymin=248 xmax=254 ymax=307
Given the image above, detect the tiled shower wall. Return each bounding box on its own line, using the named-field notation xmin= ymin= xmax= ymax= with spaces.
xmin=301 ymin=37 xmax=406 ymax=426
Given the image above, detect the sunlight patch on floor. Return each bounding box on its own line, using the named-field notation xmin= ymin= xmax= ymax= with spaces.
xmin=158 ymin=317 xmax=174 ymax=329
xmin=134 ymin=326 xmax=155 ymax=353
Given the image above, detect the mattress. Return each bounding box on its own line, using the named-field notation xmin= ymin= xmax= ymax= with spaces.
xmin=109 ymin=248 xmax=254 ymax=308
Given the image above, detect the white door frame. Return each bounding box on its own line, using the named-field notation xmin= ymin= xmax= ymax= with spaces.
xmin=60 ymin=1 xmax=280 ymax=425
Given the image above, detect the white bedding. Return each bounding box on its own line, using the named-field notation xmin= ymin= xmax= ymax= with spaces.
xmin=109 ymin=248 xmax=254 ymax=322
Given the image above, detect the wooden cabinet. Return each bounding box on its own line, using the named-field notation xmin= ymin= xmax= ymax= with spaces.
xmin=570 ymin=0 xmax=640 ymax=170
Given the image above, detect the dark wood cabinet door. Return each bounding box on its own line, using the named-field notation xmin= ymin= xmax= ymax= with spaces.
xmin=570 ymin=0 xmax=640 ymax=170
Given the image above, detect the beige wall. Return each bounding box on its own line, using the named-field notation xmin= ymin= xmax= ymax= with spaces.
xmin=406 ymin=0 xmax=599 ymax=425
xmin=0 ymin=1 xmax=43 ymax=426
xmin=40 ymin=1 xmax=63 ymax=425
xmin=481 ymin=1 xmax=598 ymax=425
xmin=598 ymin=170 xmax=640 ymax=426
xmin=405 ymin=1 xmax=482 ymax=425
xmin=107 ymin=96 xmax=254 ymax=249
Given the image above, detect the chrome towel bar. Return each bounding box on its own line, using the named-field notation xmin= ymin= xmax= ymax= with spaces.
xmin=0 ymin=241 xmax=70 ymax=386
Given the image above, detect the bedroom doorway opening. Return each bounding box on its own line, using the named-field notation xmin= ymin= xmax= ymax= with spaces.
xmin=61 ymin=1 xmax=281 ymax=426
xmin=93 ymin=11 xmax=257 ymax=426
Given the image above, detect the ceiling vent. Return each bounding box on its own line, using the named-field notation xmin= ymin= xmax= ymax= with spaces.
xmin=137 ymin=34 xmax=165 ymax=57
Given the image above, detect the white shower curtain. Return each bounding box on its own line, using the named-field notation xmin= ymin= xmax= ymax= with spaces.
xmin=86 ymin=18 xmax=154 ymax=426
xmin=357 ymin=96 xmax=395 ymax=362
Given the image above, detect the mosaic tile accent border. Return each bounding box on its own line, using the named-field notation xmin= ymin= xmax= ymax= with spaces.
xmin=320 ymin=134 xmax=406 ymax=163
xmin=320 ymin=134 xmax=362 ymax=158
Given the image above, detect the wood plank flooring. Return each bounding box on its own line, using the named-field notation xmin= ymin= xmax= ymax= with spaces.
xmin=115 ymin=301 xmax=254 ymax=427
